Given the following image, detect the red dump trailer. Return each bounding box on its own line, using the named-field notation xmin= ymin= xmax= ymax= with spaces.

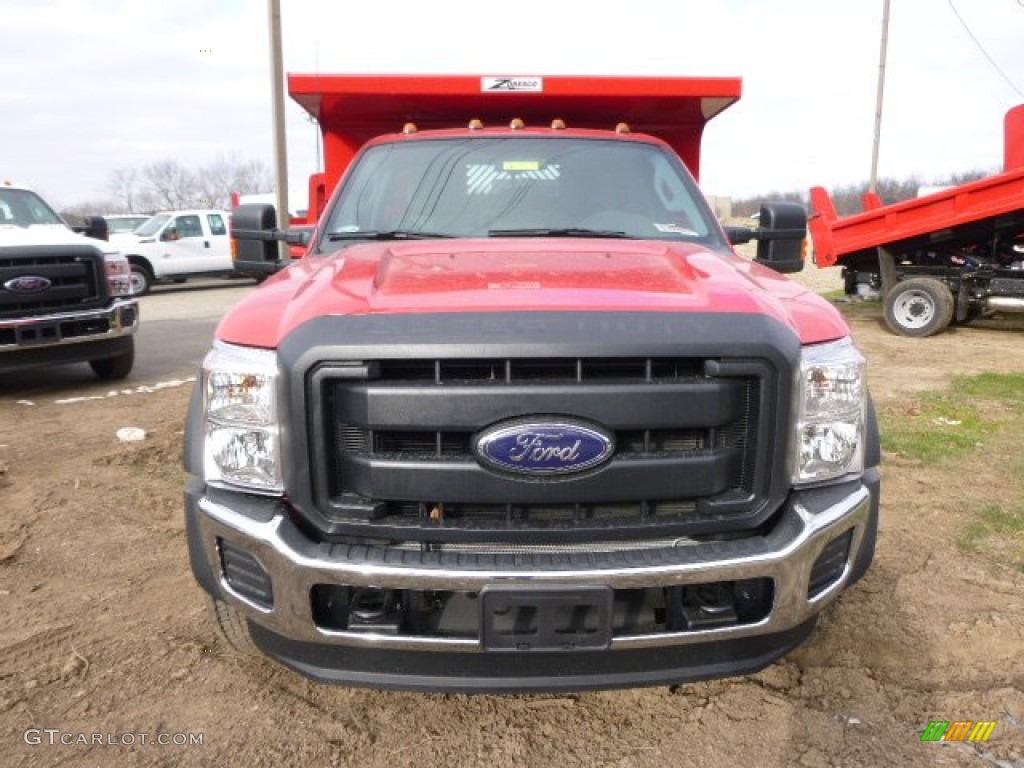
xmin=808 ymin=105 xmax=1024 ymax=337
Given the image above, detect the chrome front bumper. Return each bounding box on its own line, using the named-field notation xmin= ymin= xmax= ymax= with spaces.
xmin=0 ymin=298 xmax=138 ymax=350
xmin=192 ymin=480 xmax=874 ymax=653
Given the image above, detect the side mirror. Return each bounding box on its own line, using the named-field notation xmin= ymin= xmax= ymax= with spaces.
xmin=722 ymin=225 xmax=753 ymax=245
xmin=231 ymin=203 xmax=287 ymax=277
xmin=751 ymin=202 xmax=807 ymax=274
xmin=283 ymin=227 xmax=312 ymax=247
xmin=71 ymin=215 xmax=109 ymax=241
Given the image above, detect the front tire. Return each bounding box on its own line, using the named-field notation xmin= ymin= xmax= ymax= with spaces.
xmin=89 ymin=339 xmax=134 ymax=380
xmin=207 ymin=597 xmax=258 ymax=655
xmin=883 ymin=278 xmax=954 ymax=337
xmin=129 ymin=263 xmax=154 ymax=296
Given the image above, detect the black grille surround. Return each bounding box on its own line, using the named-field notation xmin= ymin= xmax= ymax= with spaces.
xmin=0 ymin=244 xmax=106 ymax=320
xmin=278 ymin=312 xmax=802 ymax=546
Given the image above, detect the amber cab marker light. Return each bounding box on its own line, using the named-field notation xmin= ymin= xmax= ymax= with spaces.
xmin=509 ymin=118 xmax=525 ymax=130
xmin=468 ymin=118 xmax=484 ymax=130
xmin=401 ymin=122 xmax=418 ymax=134
xmin=550 ymin=118 xmax=566 ymax=130
xmin=615 ymin=122 xmax=631 ymax=134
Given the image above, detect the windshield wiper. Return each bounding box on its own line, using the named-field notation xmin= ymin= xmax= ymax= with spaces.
xmin=326 ymin=230 xmax=454 ymax=241
xmin=488 ymin=227 xmax=632 ymax=239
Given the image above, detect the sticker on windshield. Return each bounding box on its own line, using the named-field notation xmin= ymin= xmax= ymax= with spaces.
xmin=503 ymin=161 xmax=541 ymax=172
xmin=654 ymin=223 xmax=699 ymax=236
xmin=466 ymin=163 xmax=560 ymax=195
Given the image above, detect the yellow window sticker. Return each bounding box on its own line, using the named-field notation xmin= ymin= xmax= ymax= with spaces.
xmin=502 ymin=161 xmax=541 ymax=171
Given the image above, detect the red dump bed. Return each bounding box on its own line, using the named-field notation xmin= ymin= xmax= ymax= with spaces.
xmin=287 ymin=74 xmax=742 ymax=221
xmin=810 ymin=104 xmax=1024 ymax=267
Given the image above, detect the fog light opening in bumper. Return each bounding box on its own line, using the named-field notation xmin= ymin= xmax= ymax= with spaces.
xmin=218 ymin=538 xmax=274 ymax=610
xmin=120 ymin=305 xmax=138 ymax=328
xmin=807 ymin=529 xmax=854 ymax=599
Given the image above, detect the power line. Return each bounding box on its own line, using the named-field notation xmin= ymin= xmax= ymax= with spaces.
xmin=946 ymin=0 xmax=1024 ymax=99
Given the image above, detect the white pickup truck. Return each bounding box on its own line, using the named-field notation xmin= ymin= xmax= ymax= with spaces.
xmin=1 ymin=181 xmax=137 ymax=379
xmin=114 ymin=209 xmax=233 ymax=295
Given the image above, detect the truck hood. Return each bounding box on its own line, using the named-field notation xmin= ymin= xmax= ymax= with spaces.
xmin=217 ymin=238 xmax=850 ymax=347
xmin=0 ymin=224 xmax=117 ymax=254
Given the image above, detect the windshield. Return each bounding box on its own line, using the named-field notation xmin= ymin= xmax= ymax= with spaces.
xmin=0 ymin=188 xmax=65 ymax=227
xmin=319 ymin=137 xmax=721 ymax=252
xmin=135 ymin=214 xmax=170 ymax=237
xmin=107 ymin=216 xmax=150 ymax=234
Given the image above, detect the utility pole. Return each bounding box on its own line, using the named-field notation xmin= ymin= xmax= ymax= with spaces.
xmin=268 ymin=0 xmax=290 ymax=257
xmin=869 ymin=0 xmax=892 ymax=194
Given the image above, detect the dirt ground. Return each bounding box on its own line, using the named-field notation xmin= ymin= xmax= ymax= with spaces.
xmin=2 ymin=286 xmax=1023 ymax=767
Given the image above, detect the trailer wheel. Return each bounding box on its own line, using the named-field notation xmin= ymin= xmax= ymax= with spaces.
xmin=884 ymin=278 xmax=954 ymax=337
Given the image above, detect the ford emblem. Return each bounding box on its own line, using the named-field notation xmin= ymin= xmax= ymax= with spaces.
xmin=474 ymin=418 xmax=615 ymax=476
xmin=4 ymin=275 xmax=52 ymax=294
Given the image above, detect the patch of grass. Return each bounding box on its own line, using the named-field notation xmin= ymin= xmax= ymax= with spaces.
xmin=885 ymin=373 xmax=1024 ymax=570
xmin=956 ymin=505 xmax=1024 ymax=571
xmin=953 ymin=372 xmax=1024 ymax=402
xmin=880 ymin=397 xmax=987 ymax=464
xmin=880 ymin=372 xmax=1024 ymax=464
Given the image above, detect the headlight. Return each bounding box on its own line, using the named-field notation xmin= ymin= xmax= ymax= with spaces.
xmin=792 ymin=337 xmax=865 ymax=485
xmin=103 ymin=252 xmax=133 ymax=297
xmin=203 ymin=342 xmax=283 ymax=493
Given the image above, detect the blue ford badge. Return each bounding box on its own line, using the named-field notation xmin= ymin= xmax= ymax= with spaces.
xmin=4 ymin=275 xmax=52 ymax=294
xmin=474 ymin=419 xmax=615 ymax=476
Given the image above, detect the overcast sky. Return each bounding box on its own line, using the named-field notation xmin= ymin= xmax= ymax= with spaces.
xmin=3 ymin=0 xmax=1023 ymax=211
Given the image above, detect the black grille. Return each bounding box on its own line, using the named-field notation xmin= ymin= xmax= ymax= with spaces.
xmin=0 ymin=246 xmax=105 ymax=319
xmin=311 ymin=356 xmax=773 ymax=543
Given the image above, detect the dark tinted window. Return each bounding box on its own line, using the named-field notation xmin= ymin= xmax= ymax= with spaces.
xmin=207 ymin=214 xmax=226 ymax=236
xmin=176 ymin=215 xmax=203 ymax=238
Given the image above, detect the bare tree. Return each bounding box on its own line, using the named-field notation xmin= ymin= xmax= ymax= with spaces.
xmin=196 ymin=155 xmax=236 ymax=209
xmin=231 ymin=158 xmax=273 ymax=198
xmin=941 ymin=168 xmax=992 ymax=186
xmin=194 ymin=155 xmax=274 ymax=209
xmin=74 ymin=156 xmax=274 ymax=213
xmin=144 ymin=160 xmax=198 ymax=210
xmin=106 ymin=167 xmax=139 ymax=213
xmin=730 ymin=167 xmax=995 ymax=219
xmin=731 ymin=191 xmax=809 ymax=219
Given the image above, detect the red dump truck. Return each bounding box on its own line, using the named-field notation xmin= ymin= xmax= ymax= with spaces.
xmin=809 ymin=104 xmax=1024 ymax=337
xmin=184 ymin=75 xmax=880 ymax=692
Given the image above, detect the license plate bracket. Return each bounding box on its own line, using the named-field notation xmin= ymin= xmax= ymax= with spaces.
xmin=480 ymin=585 xmax=613 ymax=651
